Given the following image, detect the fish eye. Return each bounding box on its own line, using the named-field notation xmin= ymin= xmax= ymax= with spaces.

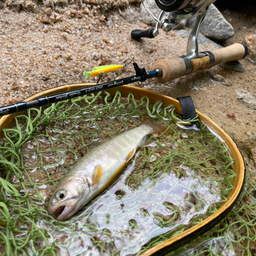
xmin=56 ymin=190 xmax=66 ymax=200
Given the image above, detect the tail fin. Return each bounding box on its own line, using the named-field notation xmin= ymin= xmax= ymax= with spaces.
xmin=143 ymin=119 xmax=168 ymax=134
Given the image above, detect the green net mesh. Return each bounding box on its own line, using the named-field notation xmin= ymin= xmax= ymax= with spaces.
xmin=0 ymin=90 xmax=241 ymax=256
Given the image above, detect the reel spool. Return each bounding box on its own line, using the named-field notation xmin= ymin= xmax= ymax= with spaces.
xmin=155 ymin=0 xmax=185 ymax=12
xmin=155 ymin=0 xmax=214 ymax=13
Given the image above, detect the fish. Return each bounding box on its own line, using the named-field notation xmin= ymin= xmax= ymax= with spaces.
xmin=48 ymin=119 xmax=167 ymax=221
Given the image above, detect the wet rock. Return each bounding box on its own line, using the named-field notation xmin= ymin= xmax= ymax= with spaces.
xmin=119 ymin=7 xmax=139 ymax=24
xmin=115 ymin=189 xmax=126 ymax=199
xmin=140 ymin=0 xmax=168 ymax=26
xmin=186 ymin=4 xmax=234 ymax=41
xmin=174 ymin=20 xmax=186 ymax=30
xmin=242 ymin=34 xmax=256 ymax=62
xmin=219 ymin=61 xmax=245 ymax=73
xmin=178 ymin=29 xmax=221 ymax=49
xmin=236 ymin=89 xmax=256 ymax=110
xmin=234 ymin=131 xmax=256 ymax=151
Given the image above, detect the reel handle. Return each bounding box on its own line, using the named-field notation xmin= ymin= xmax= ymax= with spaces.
xmin=152 ymin=43 xmax=249 ymax=83
xmin=131 ymin=28 xmax=155 ymax=40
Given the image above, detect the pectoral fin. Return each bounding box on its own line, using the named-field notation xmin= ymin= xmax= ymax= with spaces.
xmin=125 ymin=149 xmax=136 ymax=163
xmin=141 ymin=137 xmax=157 ymax=147
xmin=92 ymin=165 xmax=103 ymax=186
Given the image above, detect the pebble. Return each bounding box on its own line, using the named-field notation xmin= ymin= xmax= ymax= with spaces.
xmin=55 ymin=14 xmax=62 ymax=21
xmin=43 ymin=0 xmax=54 ymax=8
xmin=150 ymin=154 xmax=157 ymax=163
xmin=45 ymin=7 xmax=52 ymax=16
xmin=210 ymin=74 xmax=232 ymax=86
xmin=64 ymin=53 xmax=72 ymax=60
xmin=40 ymin=14 xmax=52 ymax=24
xmin=92 ymin=52 xmax=101 ymax=61
xmin=61 ymin=33 xmax=69 ymax=41
xmin=242 ymin=34 xmax=256 ymax=61
xmin=236 ymin=89 xmax=256 ymax=110
xmin=181 ymin=133 xmax=188 ymax=139
xmin=235 ymin=130 xmax=256 ymax=151
xmin=210 ymin=74 xmax=226 ymax=83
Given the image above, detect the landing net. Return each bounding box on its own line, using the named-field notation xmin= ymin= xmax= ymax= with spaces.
xmin=0 ymin=90 xmax=238 ymax=256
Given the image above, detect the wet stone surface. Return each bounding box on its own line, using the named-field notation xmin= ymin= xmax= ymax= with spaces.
xmin=186 ymin=4 xmax=235 ymax=41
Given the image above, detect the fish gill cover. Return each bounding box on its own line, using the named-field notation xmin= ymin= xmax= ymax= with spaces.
xmin=0 ymin=91 xmax=237 ymax=255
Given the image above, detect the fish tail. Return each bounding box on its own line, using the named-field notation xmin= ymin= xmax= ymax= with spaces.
xmin=143 ymin=119 xmax=168 ymax=134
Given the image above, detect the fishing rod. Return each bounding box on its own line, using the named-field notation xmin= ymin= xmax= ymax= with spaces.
xmin=0 ymin=63 xmax=161 ymax=117
xmin=0 ymin=43 xmax=249 ymax=118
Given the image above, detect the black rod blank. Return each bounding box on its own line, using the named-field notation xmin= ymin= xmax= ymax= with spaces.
xmin=0 ymin=68 xmax=161 ymax=118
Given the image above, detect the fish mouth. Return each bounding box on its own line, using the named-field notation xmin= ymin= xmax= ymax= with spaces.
xmin=52 ymin=206 xmax=66 ymax=217
xmin=50 ymin=203 xmax=77 ymax=221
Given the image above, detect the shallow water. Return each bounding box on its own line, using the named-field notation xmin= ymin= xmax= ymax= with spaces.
xmin=0 ymin=93 xmax=236 ymax=255
xmin=39 ymin=162 xmax=220 ymax=255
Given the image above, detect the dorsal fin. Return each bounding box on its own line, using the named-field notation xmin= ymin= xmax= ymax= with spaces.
xmin=143 ymin=119 xmax=168 ymax=134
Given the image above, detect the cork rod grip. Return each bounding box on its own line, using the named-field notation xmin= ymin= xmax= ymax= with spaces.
xmin=152 ymin=43 xmax=248 ymax=84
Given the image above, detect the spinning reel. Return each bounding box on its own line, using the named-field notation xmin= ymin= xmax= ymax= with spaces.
xmin=131 ymin=0 xmax=216 ymax=59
